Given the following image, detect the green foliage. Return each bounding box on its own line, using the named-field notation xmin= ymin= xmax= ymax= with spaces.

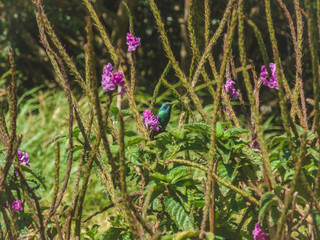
xmin=1 ymin=0 xmax=319 ymax=239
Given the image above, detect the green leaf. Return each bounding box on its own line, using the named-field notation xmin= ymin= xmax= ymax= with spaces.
xmin=125 ymin=136 xmax=147 ymax=147
xmin=259 ymin=192 xmax=278 ymax=220
xmin=125 ymin=146 xmax=141 ymax=166
xmin=164 ymin=197 xmax=196 ymax=231
xmin=217 ymin=141 xmax=231 ymax=164
xmin=85 ymin=224 xmax=100 ymax=240
xmin=119 ymin=231 xmax=133 ymax=240
xmin=183 ymin=122 xmax=211 ymax=135
xmin=154 ymin=132 xmax=173 ymax=146
xmin=222 ymin=127 xmax=249 ymax=139
xmin=167 ymin=166 xmax=189 ymax=183
xmin=216 ymin=122 xmax=224 ymax=138
xmin=217 ymin=162 xmax=236 ymax=195
xmin=308 ymin=148 xmax=320 ymax=160
xmin=169 ymin=129 xmax=189 ymax=139
xmin=241 ymin=146 xmax=263 ymax=179
xmin=120 ymin=109 xmax=132 ymax=117
xmin=110 ymin=106 xmax=120 ymax=116
xmin=110 ymin=145 xmax=120 ymax=155
xmin=63 ymin=145 xmax=83 ymax=162
xmin=152 ymin=173 xmax=167 ymax=182
xmin=260 ymin=192 xmax=275 ymax=207
xmin=100 ymin=227 xmax=124 ymax=240
xmin=269 ymin=207 xmax=281 ymax=227
xmin=20 ymin=165 xmax=46 ymax=190
xmin=171 ymin=231 xmax=200 ymax=240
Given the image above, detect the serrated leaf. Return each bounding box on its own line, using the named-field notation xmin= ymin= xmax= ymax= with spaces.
xmin=259 ymin=199 xmax=278 ymax=221
xmin=217 ymin=161 xmax=236 ymax=195
xmin=63 ymin=145 xmax=83 ymax=162
xmin=119 ymin=231 xmax=133 ymax=240
xmin=259 ymin=192 xmax=278 ymax=220
xmin=169 ymin=129 xmax=189 ymax=139
xmin=183 ymin=122 xmax=211 ymax=135
xmin=270 ymin=135 xmax=286 ymax=147
xmin=0 ymin=151 xmax=6 ymax=167
xmin=100 ymin=227 xmax=124 ymax=240
xmin=20 ymin=165 xmax=46 ymax=190
xmin=120 ymin=110 xmax=132 ymax=117
xmin=308 ymin=148 xmax=320 ymax=160
xmin=165 ymin=197 xmax=196 ymax=231
xmin=217 ymin=141 xmax=231 ymax=164
xmin=125 ymin=146 xmax=141 ymax=165
xmin=260 ymin=192 xmax=275 ymax=206
xmin=216 ymin=122 xmax=223 ymax=138
xmin=125 ymin=136 xmax=147 ymax=147
xmin=167 ymin=166 xmax=188 ymax=183
xmin=110 ymin=106 xmax=120 ymax=116
xmin=241 ymin=146 xmax=263 ymax=179
xmin=269 ymin=207 xmax=281 ymax=227
xmin=152 ymin=173 xmax=167 ymax=182
xmin=222 ymin=127 xmax=248 ymax=139
xmin=154 ymin=132 xmax=173 ymax=145
xmin=110 ymin=145 xmax=120 ymax=154
xmin=171 ymin=231 xmax=200 ymax=240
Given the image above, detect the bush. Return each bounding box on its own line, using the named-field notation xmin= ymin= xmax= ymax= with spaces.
xmin=0 ymin=0 xmax=319 ymax=239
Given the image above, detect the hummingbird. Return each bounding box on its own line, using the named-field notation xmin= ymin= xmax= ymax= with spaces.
xmin=150 ymin=102 xmax=177 ymax=140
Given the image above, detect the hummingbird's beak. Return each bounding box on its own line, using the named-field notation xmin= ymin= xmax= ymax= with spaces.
xmin=171 ymin=101 xmax=179 ymax=106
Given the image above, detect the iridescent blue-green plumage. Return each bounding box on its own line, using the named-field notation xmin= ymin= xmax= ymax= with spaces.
xmin=158 ymin=102 xmax=175 ymax=130
xmin=150 ymin=102 xmax=177 ymax=139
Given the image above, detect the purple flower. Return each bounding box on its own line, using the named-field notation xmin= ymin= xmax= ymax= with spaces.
xmin=18 ymin=149 xmax=29 ymax=167
xmin=101 ymin=63 xmax=125 ymax=95
xmin=118 ymin=87 xmax=127 ymax=98
xmin=250 ymin=135 xmax=261 ymax=152
xmin=142 ymin=110 xmax=160 ymax=131
xmin=11 ymin=200 xmax=23 ymax=212
xmin=112 ymin=71 xmax=125 ymax=86
xmin=259 ymin=63 xmax=278 ymax=90
xmin=126 ymin=33 xmax=141 ymax=52
xmin=253 ymin=223 xmax=269 ymax=240
xmin=223 ymin=78 xmax=238 ymax=100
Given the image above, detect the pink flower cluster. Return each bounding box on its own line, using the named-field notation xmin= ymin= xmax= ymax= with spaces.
xmin=18 ymin=149 xmax=29 ymax=167
xmin=142 ymin=110 xmax=160 ymax=131
xmin=126 ymin=33 xmax=141 ymax=51
xmin=259 ymin=63 xmax=278 ymax=90
xmin=253 ymin=223 xmax=269 ymax=240
xmin=101 ymin=63 xmax=125 ymax=93
xmin=11 ymin=200 xmax=23 ymax=212
xmin=223 ymin=78 xmax=238 ymax=100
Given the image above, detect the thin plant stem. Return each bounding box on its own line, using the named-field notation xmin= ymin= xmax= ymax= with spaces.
xmin=34 ymin=0 xmax=87 ymax=91
xmin=150 ymin=62 xmax=171 ymax=111
xmin=245 ymin=19 xmax=269 ymax=66
xmin=16 ymin=167 xmax=46 ymax=240
xmin=82 ymin=0 xmax=147 ymax=137
xmin=239 ymin=0 xmax=276 ymax=189
xmin=165 ymin=158 xmax=260 ymax=206
xmin=277 ymin=0 xmax=307 ymax=128
xmin=191 ymin=0 xmax=235 ymax=89
xmin=161 ymin=78 xmax=196 ymax=121
xmin=149 ymin=0 xmax=210 ymax=124
xmin=264 ymin=0 xmax=304 ymax=153
xmin=44 ymin=141 xmax=60 ymax=225
xmin=200 ymin=8 xmax=238 ymax=238
xmin=118 ymin=112 xmax=140 ymax=238
xmin=304 ymin=0 xmax=320 ymax=195
xmin=275 ymin=133 xmax=307 ymax=239
xmin=204 ymin=0 xmax=210 ymax=46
